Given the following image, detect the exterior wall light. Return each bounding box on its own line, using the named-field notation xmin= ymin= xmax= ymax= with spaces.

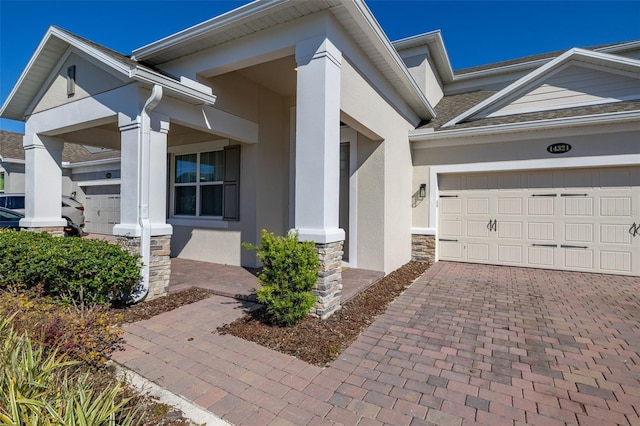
xmin=419 ymin=183 xmax=426 ymax=199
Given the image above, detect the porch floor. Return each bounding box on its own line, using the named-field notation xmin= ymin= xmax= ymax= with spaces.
xmin=168 ymin=258 xmax=384 ymax=303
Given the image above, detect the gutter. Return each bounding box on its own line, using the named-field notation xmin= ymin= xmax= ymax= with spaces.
xmin=131 ymin=84 xmax=163 ymax=303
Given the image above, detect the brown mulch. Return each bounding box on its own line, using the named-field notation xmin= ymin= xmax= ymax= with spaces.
xmin=114 ymin=287 xmax=213 ymax=323
xmin=217 ymin=261 xmax=430 ymax=366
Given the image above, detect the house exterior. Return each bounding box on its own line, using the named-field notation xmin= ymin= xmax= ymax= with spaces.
xmin=1 ymin=1 xmax=638 ymax=312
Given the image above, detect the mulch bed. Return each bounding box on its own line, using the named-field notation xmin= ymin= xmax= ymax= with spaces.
xmin=114 ymin=287 xmax=213 ymax=324
xmin=217 ymin=261 xmax=429 ymax=366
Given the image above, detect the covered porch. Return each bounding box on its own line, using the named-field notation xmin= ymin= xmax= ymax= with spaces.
xmin=168 ymin=258 xmax=384 ymax=304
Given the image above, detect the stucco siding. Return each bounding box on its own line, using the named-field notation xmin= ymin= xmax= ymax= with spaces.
xmin=171 ymin=226 xmax=242 ymax=265
xmin=341 ymin=59 xmax=415 ymax=273
xmin=33 ymin=52 xmax=127 ymax=114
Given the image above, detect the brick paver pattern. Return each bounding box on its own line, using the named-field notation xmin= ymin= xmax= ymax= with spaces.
xmin=113 ymin=262 xmax=640 ymax=425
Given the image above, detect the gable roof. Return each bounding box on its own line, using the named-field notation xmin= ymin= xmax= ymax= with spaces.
xmin=132 ymin=0 xmax=436 ymax=120
xmin=442 ymin=48 xmax=640 ymax=128
xmin=0 ymin=27 xmax=216 ymax=122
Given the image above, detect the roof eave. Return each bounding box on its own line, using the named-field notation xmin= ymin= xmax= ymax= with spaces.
xmin=411 ymin=110 xmax=640 ymax=144
xmin=392 ymin=30 xmax=455 ymax=84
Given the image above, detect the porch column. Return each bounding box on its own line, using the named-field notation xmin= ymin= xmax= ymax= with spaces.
xmin=295 ymin=37 xmax=344 ymax=319
xmin=20 ymin=133 xmax=66 ymax=234
xmin=113 ymin=115 xmax=172 ymax=299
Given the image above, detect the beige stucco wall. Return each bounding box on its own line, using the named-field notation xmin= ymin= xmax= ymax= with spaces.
xmin=33 ymin=52 xmax=127 ymax=114
xmin=412 ymin=130 xmax=639 ymax=167
xmin=341 ymin=59 xmax=415 ymax=273
xmin=1 ymin=163 xmax=25 ymax=193
xmin=169 ymin=74 xmax=289 ymax=268
xmin=411 ymin=165 xmax=430 ymax=229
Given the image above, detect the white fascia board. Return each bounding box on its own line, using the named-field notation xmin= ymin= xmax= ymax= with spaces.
xmin=442 ymin=48 xmax=640 ymax=128
xmin=132 ymin=0 xmax=286 ymax=60
xmin=0 ymin=158 xmax=25 ymax=165
xmin=75 ymin=179 xmax=121 ymax=187
xmin=393 ymin=30 xmax=454 ymax=84
xmin=131 ymin=67 xmax=216 ymax=106
xmin=64 ymin=158 xmax=121 ymax=169
xmin=343 ymin=0 xmax=436 ymax=119
xmin=411 ymin=110 xmax=640 ymax=147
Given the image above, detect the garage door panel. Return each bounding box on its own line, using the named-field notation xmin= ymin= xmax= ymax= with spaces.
xmin=441 ymin=198 xmax=462 ymax=214
xmin=467 ymin=244 xmax=490 ymax=261
xmin=467 ymin=198 xmax=489 ymax=214
xmin=441 ymin=220 xmax=462 ymax=237
xmin=564 ymin=248 xmax=594 ymax=269
xmin=498 ymin=245 xmax=522 ymax=263
xmin=497 ymin=221 xmax=522 ymax=239
xmin=528 ymin=222 xmax=554 ymax=240
xmin=528 ymin=197 xmax=555 ymax=215
xmin=467 ymin=221 xmax=490 ymax=238
xmin=600 ymin=251 xmax=632 ymax=272
xmin=600 ymin=224 xmax=632 ymax=244
xmin=440 ymin=241 xmax=463 ymax=259
xmin=600 ymin=197 xmax=632 ymax=217
xmin=528 ymin=173 xmax=554 ymax=189
xmin=498 ymin=198 xmax=522 ymax=215
xmin=564 ymin=197 xmax=593 ymax=216
xmin=565 ymin=223 xmax=594 ymax=243
xmin=528 ymin=246 xmax=555 ymax=266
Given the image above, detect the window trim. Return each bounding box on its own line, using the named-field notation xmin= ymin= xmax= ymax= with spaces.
xmin=169 ymin=139 xmax=229 ymax=220
xmin=0 ymin=171 xmax=4 ymax=193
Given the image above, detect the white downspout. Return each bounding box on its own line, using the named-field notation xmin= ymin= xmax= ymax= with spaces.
xmin=131 ymin=84 xmax=163 ymax=303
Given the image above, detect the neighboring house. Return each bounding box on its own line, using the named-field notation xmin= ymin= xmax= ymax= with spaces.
xmin=0 ymin=1 xmax=638 ymax=313
xmin=0 ymin=129 xmax=121 ymax=233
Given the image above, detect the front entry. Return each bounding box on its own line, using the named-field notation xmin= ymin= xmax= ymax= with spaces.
xmin=339 ymin=143 xmax=350 ymax=262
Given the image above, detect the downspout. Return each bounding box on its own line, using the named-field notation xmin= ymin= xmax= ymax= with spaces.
xmin=132 ymin=84 xmax=163 ymax=303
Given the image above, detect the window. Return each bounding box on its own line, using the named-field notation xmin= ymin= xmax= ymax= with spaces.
xmin=174 ymin=151 xmax=223 ymax=217
xmin=0 ymin=172 xmax=4 ymax=193
xmin=172 ymin=145 xmax=240 ymax=220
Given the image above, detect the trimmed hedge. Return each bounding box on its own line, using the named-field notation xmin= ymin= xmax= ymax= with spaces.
xmin=244 ymin=230 xmax=318 ymax=326
xmin=0 ymin=230 xmax=141 ymax=305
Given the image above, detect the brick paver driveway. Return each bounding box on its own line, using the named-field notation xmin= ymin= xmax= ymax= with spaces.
xmin=115 ymin=262 xmax=640 ymax=425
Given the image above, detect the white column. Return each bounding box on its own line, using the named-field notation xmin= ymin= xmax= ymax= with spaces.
xmin=113 ymin=119 xmax=142 ymax=237
xmin=148 ymin=114 xmax=172 ymax=236
xmin=19 ymin=133 xmax=66 ymax=228
xmin=294 ymin=37 xmax=344 ymax=244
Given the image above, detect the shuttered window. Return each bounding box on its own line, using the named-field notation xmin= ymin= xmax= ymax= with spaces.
xmin=0 ymin=172 xmax=4 ymax=193
xmin=172 ymin=145 xmax=240 ymax=220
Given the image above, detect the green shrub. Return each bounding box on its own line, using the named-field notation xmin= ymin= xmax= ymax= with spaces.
xmin=0 ymin=230 xmax=141 ymax=305
xmin=0 ymin=314 xmax=140 ymax=425
xmin=244 ymin=230 xmax=318 ymax=326
xmin=0 ymin=291 xmax=124 ymax=368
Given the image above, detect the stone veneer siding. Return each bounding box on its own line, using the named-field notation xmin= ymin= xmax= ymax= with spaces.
xmin=313 ymin=241 xmax=343 ymax=319
xmin=22 ymin=226 xmax=65 ymax=237
xmin=412 ymin=234 xmax=435 ymax=264
xmin=117 ymin=235 xmax=172 ymax=300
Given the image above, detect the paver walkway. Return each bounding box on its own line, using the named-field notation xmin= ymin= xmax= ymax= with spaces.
xmin=114 ymin=262 xmax=640 ymax=425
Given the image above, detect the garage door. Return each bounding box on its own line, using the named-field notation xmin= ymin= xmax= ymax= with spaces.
xmin=438 ymin=167 xmax=640 ymax=276
xmin=84 ymin=185 xmax=120 ymax=234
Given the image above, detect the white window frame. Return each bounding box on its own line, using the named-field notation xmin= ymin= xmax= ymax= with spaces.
xmin=168 ymin=139 xmax=229 ymax=221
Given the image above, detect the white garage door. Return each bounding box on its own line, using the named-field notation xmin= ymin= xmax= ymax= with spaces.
xmin=84 ymin=187 xmax=120 ymax=235
xmin=438 ymin=167 xmax=640 ymax=276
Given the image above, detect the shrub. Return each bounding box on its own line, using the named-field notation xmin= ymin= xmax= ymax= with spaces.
xmin=0 ymin=291 xmax=124 ymax=368
xmin=0 ymin=314 xmax=140 ymax=425
xmin=0 ymin=230 xmax=141 ymax=305
xmin=244 ymin=230 xmax=318 ymax=326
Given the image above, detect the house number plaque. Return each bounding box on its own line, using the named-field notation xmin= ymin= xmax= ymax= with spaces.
xmin=547 ymin=143 xmax=571 ymax=154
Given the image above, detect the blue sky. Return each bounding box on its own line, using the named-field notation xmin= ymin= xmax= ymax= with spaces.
xmin=1 ymin=0 xmax=639 ymax=133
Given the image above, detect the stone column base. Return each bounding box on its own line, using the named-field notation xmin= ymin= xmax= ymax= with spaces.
xmin=411 ymin=234 xmax=435 ymax=264
xmin=22 ymin=226 xmax=65 ymax=237
xmin=117 ymin=234 xmax=172 ymax=300
xmin=312 ymin=240 xmax=343 ymax=319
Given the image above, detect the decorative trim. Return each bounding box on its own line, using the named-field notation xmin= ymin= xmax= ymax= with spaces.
xmin=411 ymin=227 xmax=436 ymax=235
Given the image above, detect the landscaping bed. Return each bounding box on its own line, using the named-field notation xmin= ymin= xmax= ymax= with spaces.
xmin=217 ymin=261 xmax=429 ymax=366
